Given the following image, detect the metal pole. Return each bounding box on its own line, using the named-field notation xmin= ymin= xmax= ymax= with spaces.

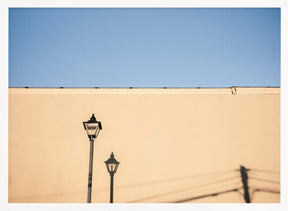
xmin=110 ymin=173 xmax=114 ymax=203
xmin=240 ymin=165 xmax=251 ymax=203
xmin=87 ymin=136 xmax=94 ymax=203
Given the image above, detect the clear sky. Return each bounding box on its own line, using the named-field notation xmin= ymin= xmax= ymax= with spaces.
xmin=9 ymin=8 xmax=280 ymax=88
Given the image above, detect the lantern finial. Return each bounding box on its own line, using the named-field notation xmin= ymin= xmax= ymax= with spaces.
xmin=91 ymin=114 xmax=96 ymax=120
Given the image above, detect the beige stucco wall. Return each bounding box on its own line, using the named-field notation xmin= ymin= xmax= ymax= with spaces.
xmin=8 ymin=87 xmax=280 ymax=203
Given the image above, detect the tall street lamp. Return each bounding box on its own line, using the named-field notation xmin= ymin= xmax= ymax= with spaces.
xmin=83 ymin=114 xmax=102 ymax=203
xmin=105 ymin=152 xmax=120 ymax=203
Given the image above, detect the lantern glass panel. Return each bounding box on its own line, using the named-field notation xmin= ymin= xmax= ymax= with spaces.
xmin=114 ymin=163 xmax=119 ymax=173
xmin=109 ymin=163 xmax=116 ymax=172
xmin=84 ymin=122 xmax=99 ymax=137
xmin=106 ymin=163 xmax=119 ymax=173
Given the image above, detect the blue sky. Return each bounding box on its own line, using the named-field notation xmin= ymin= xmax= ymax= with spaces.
xmin=9 ymin=8 xmax=280 ymax=87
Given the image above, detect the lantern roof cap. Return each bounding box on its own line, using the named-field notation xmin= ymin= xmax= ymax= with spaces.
xmin=83 ymin=114 xmax=102 ymax=130
xmin=86 ymin=114 xmax=97 ymax=123
xmin=105 ymin=152 xmax=120 ymax=164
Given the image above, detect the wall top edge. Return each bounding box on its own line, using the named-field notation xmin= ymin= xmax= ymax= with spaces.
xmin=9 ymin=86 xmax=280 ymax=89
xmin=8 ymin=87 xmax=280 ymax=95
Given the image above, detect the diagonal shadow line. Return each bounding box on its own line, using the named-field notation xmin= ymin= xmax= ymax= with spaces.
xmin=172 ymin=188 xmax=240 ymax=203
xmin=117 ymin=169 xmax=236 ymax=190
xmin=249 ymin=177 xmax=280 ymax=184
xmin=11 ymin=170 xmax=237 ymax=200
xmin=126 ymin=176 xmax=239 ymax=203
xmin=11 ymin=170 xmax=236 ymax=200
xmin=251 ymin=187 xmax=280 ymax=194
xmin=9 ymin=189 xmax=88 ymax=200
xmin=255 ymin=189 xmax=280 ymax=194
xmin=250 ymin=187 xmax=280 ymax=202
xmin=250 ymin=169 xmax=280 ymax=174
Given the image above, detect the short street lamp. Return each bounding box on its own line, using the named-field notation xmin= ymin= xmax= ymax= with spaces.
xmin=83 ymin=114 xmax=102 ymax=203
xmin=105 ymin=152 xmax=120 ymax=203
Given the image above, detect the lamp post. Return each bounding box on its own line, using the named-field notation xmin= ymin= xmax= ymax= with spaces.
xmin=83 ymin=114 xmax=102 ymax=203
xmin=105 ymin=152 xmax=120 ymax=203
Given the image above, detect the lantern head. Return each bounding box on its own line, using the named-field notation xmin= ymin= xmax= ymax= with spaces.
xmin=83 ymin=114 xmax=102 ymax=139
xmin=105 ymin=152 xmax=120 ymax=175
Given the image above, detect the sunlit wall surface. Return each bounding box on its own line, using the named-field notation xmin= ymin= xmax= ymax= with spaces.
xmin=8 ymin=87 xmax=280 ymax=203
